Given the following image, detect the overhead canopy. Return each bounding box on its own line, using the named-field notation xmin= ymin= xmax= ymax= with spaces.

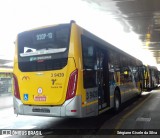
xmin=0 ymin=59 xmax=13 ymax=69
xmin=83 ymin=0 xmax=160 ymax=65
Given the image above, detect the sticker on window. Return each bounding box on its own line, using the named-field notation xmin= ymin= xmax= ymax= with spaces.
xmin=88 ymin=46 xmax=94 ymax=56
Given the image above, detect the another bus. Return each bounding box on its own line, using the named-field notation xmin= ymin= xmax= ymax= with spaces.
xmin=0 ymin=68 xmax=13 ymax=95
xmin=142 ymin=65 xmax=159 ymax=91
xmin=13 ymin=21 xmax=143 ymax=118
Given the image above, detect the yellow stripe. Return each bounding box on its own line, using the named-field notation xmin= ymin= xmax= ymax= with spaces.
xmin=115 ymin=94 xmax=152 ymax=129
xmin=82 ymin=100 xmax=98 ymax=107
xmin=120 ymin=88 xmax=139 ymax=94
xmin=120 ymin=91 xmax=125 ymax=95
xmin=110 ymin=95 xmax=114 ymax=98
xmin=99 ymin=107 xmax=111 ymax=114
xmin=82 ymin=88 xmax=140 ymax=107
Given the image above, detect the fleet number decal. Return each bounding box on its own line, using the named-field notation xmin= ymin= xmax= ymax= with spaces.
xmin=86 ymin=87 xmax=98 ymax=102
xmin=51 ymin=73 xmax=64 ymax=77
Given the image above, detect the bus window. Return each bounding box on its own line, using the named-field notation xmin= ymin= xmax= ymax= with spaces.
xmin=82 ymin=36 xmax=96 ymax=88
xmin=18 ymin=24 xmax=70 ymax=72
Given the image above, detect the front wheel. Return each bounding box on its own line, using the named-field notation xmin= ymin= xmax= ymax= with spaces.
xmin=114 ymin=90 xmax=121 ymax=113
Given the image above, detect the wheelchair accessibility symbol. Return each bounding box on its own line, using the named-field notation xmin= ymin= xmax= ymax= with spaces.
xmin=24 ymin=94 xmax=28 ymax=101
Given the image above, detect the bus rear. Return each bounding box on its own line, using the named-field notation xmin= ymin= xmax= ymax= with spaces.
xmin=13 ymin=22 xmax=83 ymax=117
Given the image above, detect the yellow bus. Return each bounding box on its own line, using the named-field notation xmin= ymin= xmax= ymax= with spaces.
xmin=13 ymin=21 xmax=143 ymax=118
xmin=142 ymin=65 xmax=159 ymax=91
xmin=0 ymin=68 xmax=13 ymax=94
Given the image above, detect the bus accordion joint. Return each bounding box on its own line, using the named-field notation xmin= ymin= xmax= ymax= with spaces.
xmin=66 ymin=69 xmax=78 ymax=100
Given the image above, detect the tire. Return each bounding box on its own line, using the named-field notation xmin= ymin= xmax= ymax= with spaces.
xmin=114 ymin=90 xmax=121 ymax=113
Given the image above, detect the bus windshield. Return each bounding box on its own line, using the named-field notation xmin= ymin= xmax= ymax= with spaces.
xmin=18 ymin=24 xmax=70 ymax=60
xmin=17 ymin=24 xmax=70 ymax=72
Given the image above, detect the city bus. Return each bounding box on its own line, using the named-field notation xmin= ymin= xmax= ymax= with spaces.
xmin=13 ymin=21 xmax=143 ymax=118
xmin=0 ymin=68 xmax=13 ymax=94
xmin=142 ymin=65 xmax=159 ymax=91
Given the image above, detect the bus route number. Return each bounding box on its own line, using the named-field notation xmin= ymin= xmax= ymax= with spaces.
xmin=51 ymin=73 xmax=64 ymax=77
xmin=36 ymin=33 xmax=52 ymax=41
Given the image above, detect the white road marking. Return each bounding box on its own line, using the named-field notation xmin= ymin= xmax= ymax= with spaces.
xmin=136 ymin=117 xmax=151 ymax=122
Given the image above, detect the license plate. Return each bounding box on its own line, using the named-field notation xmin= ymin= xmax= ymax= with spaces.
xmin=32 ymin=108 xmax=50 ymax=113
xmin=34 ymin=96 xmax=46 ymax=101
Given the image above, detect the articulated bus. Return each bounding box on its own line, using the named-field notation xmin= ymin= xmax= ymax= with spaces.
xmin=142 ymin=65 xmax=159 ymax=91
xmin=13 ymin=21 xmax=143 ymax=118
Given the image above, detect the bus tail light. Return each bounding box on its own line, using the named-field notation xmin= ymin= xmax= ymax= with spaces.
xmin=66 ymin=69 xmax=78 ymax=100
xmin=13 ymin=74 xmax=20 ymax=99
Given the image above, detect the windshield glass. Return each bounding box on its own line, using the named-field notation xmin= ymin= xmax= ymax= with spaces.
xmin=18 ymin=24 xmax=70 ymax=72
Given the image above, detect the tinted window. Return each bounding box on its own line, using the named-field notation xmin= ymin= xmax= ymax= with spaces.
xmin=18 ymin=24 xmax=70 ymax=72
xmin=82 ymin=36 xmax=97 ymax=88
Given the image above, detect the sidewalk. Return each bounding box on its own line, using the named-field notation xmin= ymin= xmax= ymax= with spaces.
xmin=0 ymin=93 xmax=13 ymax=109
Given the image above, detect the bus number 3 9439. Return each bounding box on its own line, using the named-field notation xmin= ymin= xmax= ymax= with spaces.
xmin=51 ymin=73 xmax=64 ymax=77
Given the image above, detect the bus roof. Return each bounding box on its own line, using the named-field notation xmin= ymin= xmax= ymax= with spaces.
xmin=78 ymin=23 xmax=142 ymax=65
xmin=17 ymin=21 xmax=142 ymax=66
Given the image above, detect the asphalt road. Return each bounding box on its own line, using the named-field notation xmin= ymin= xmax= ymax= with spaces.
xmin=1 ymin=89 xmax=160 ymax=138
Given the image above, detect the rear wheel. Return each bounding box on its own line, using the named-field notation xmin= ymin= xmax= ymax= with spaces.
xmin=114 ymin=90 xmax=121 ymax=113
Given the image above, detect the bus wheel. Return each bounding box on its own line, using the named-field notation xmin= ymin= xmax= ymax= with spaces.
xmin=114 ymin=90 xmax=121 ymax=113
